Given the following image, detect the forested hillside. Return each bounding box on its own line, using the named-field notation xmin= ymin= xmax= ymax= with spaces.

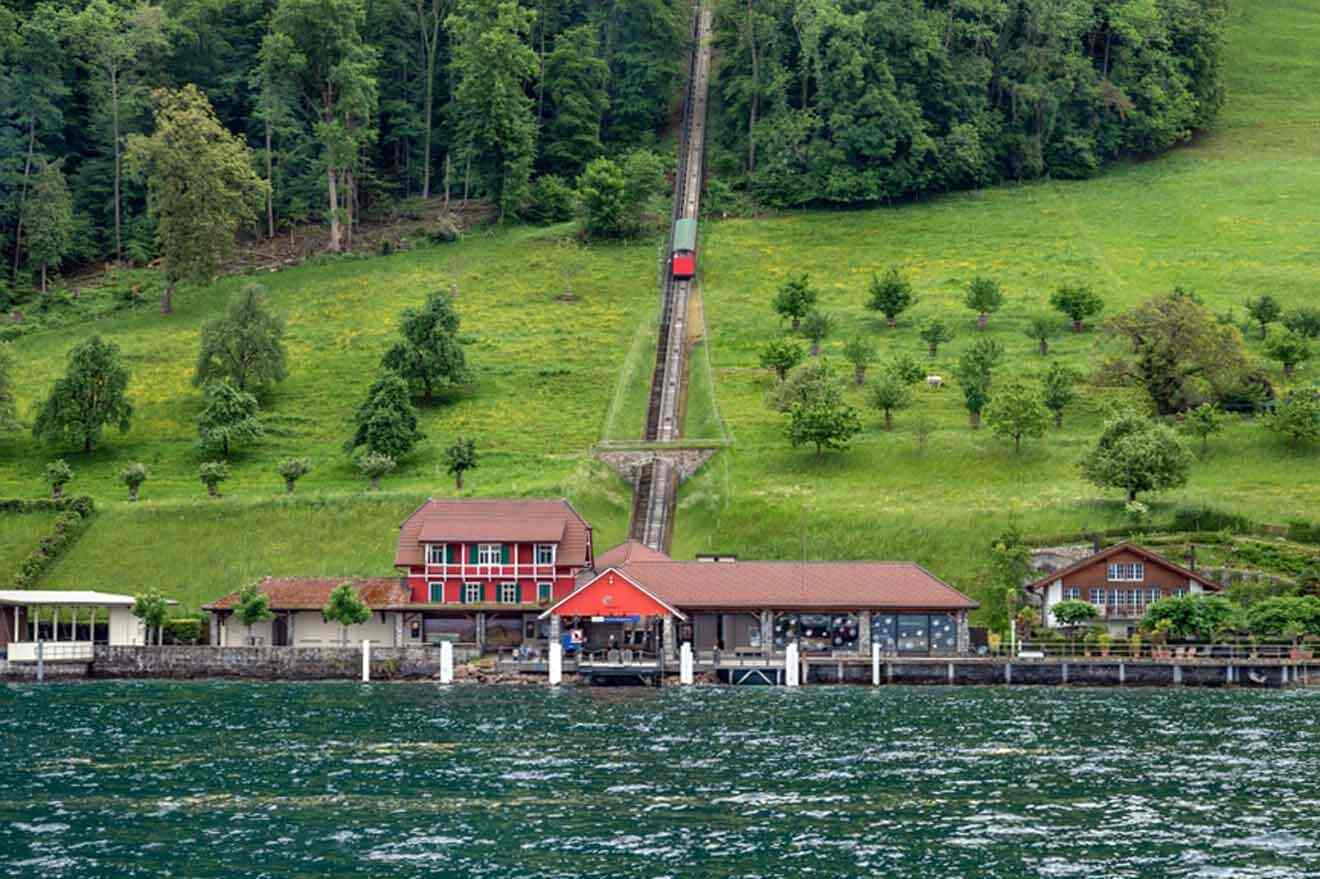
xmin=0 ymin=0 xmax=684 ymax=283
xmin=710 ymin=0 xmax=1227 ymax=206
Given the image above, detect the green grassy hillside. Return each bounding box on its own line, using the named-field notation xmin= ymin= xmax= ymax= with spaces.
xmin=6 ymin=227 xmax=651 ymax=608
xmin=673 ymin=0 xmax=1320 ymax=594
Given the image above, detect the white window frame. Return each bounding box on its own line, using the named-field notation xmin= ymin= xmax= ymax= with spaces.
xmin=1107 ymin=562 xmax=1145 ymax=582
xmin=537 ymin=581 xmax=553 ymax=603
xmin=428 ymin=581 xmax=445 ymax=603
xmin=427 ymin=543 xmax=447 ymax=565
xmin=1064 ymin=587 xmax=1081 ymax=601
xmin=464 ymin=582 xmax=483 ymax=603
xmin=477 ymin=543 xmax=502 ymax=565
xmin=534 ymin=544 xmax=556 ymax=566
xmin=499 ymin=582 xmax=518 ymax=604
xmin=1089 ymin=588 xmax=1104 ymax=606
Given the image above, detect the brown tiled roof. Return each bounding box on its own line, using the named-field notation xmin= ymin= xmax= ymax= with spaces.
xmin=595 ymin=540 xmax=671 ymax=568
xmin=1025 ymin=542 xmax=1222 ymax=592
xmin=394 ymin=498 xmax=592 ymax=568
xmin=205 ymin=577 xmax=410 ymax=611
xmin=614 ymin=561 xmax=978 ymax=611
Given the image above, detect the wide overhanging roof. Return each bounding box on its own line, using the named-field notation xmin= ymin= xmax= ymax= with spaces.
xmin=0 ymin=590 xmax=145 ymax=607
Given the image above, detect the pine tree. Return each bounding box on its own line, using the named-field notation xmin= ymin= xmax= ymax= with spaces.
xmin=543 ymin=25 xmax=609 ymax=177
xmin=24 ymin=158 xmax=73 ymax=294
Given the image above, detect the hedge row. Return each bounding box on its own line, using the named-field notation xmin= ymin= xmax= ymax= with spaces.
xmin=10 ymin=496 xmax=96 ymax=589
xmin=1027 ymin=506 xmax=1320 ymax=551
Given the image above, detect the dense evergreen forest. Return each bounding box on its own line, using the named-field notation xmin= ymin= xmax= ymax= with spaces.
xmin=0 ymin=0 xmax=1226 ymax=289
xmin=710 ymin=0 xmax=1227 ymax=206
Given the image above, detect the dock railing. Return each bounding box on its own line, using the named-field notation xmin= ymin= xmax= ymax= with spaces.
xmin=996 ymin=640 xmax=1313 ymax=662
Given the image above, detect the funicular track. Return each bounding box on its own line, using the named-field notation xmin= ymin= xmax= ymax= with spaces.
xmin=627 ymin=1 xmax=712 ymax=552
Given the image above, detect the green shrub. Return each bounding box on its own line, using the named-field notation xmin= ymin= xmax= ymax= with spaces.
xmin=163 ymin=617 xmax=203 ymax=645
xmin=1171 ymin=505 xmax=1253 ymax=534
xmin=522 ymin=175 xmax=576 ymax=224
xmin=1286 ymin=520 xmax=1320 ymax=544
xmin=9 ymin=496 xmax=96 ymax=589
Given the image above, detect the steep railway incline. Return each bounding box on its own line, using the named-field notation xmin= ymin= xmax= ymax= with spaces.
xmin=627 ymin=2 xmax=713 ymax=553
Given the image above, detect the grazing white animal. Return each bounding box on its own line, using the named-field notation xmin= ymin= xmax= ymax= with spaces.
xmin=926 ymin=375 xmax=943 ymax=389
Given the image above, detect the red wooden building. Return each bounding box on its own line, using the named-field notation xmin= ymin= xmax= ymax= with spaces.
xmin=392 ymin=498 xmax=594 ymax=648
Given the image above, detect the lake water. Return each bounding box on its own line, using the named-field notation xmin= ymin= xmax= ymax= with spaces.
xmin=2 ymin=682 xmax=1318 ymax=878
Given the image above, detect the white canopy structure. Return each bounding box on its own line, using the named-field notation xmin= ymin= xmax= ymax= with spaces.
xmin=0 ymin=590 xmax=152 ymax=662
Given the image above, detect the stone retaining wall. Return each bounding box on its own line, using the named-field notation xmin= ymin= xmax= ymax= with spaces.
xmin=91 ymin=645 xmax=481 ymax=681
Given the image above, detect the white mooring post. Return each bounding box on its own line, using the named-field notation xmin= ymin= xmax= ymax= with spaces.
xmin=361 ymin=640 xmax=370 ymax=682
xmin=546 ymin=641 xmax=561 ymax=686
xmin=680 ymin=642 xmax=694 ymax=685
xmin=441 ymin=641 xmax=456 ymax=684
xmin=871 ymin=643 xmax=881 ymax=686
xmin=785 ymin=642 xmax=800 ymax=687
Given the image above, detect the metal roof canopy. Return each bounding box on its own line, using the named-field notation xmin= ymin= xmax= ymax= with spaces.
xmin=672 ymin=218 xmax=697 ymax=252
xmin=0 ymin=590 xmax=144 ymax=607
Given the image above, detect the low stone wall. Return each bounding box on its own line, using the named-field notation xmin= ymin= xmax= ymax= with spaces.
xmin=0 ymin=659 xmax=93 ymax=680
xmin=92 ymin=645 xmax=481 ymax=681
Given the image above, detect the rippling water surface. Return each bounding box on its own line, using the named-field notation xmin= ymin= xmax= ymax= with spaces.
xmin=2 ymin=682 xmax=1319 ymax=877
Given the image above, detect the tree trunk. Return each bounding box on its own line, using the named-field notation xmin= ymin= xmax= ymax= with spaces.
xmin=928 ymin=343 xmax=937 ymax=357
xmin=1127 ymin=488 xmax=1137 ymax=502
xmin=161 ymin=279 xmax=174 ymax=315
xmin=40 ymin=262 xmax=48 ymax=294
xmin=285 ymin=478 xmax=296 ymax=495
xmin=265 ymin=116 xmax=275 ymax=238
xmin=810 ymin=340 xmax=820 ymax=356
xmin=10 ymin=115 xmax=37 ymax=285
xmin=52 ymin=484 xmax=63 ymax=500
xmin=746 ymin=0 xmax=758 ymax=173
xmin=1054 ymin=411 xmax=1063 ymax=429
xmin=344 ymin=169 xmax=355 ymax=249
xmin=884 ymin=410 xmax=892 ymax=431
xmin=129 ymin=485 xmax=139 ymax=501
xmin=969 ymin=411 xmax=980 ymax=429
xmin=887 ymin=316 xmax=896 ymax=328
xmin=326 ymin=164 xmax=341 ymax=252
xmin=84 ymin=436 xmax=94 ymax=454
xmin=420 ymin=0 xmax=439 ymax=201
xmin=854 ymin=365 xmax=865 ymax=386
xmin=207 ymin=482 xmax=218 ymax=498
xmin=791 ymin=317 xmax=801 ymax=331
xmin=455 ymin=471 xmax=464 ymax=491
xmin=443 ymin=153 xmax=451 ymax=213
xmin=977 ymin=312 xmax=988 ymax=330
xmin=1039 ymin=338 xmax=1048 ymax=356
xmin=110 ymin=69 xmax=124 ymax=265
xmin=1285 ymin=362 xmax=1295 ymax=378
xmin=369 ymin=475 xmax=380 ymax=491
xmin=1014 ymin=434 xmax=1021 ymax=453
xmin=1073 ymin=319 xmax=1084 ymax=333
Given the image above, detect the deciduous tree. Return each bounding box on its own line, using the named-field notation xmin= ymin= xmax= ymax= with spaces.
xmin=842 ymin=336 xmax=874 ymax=385
xmin=787 ymin=398 xmax=861 ymax=459
xmin=233 ymin=581 xmax=273 ymax=643
xmin=1081 ymin=412 xmax=1192 ymax=501
xmin=348 ymin=373 xmax=422 ymax=459
xmin=866 ymin=267 xmax=916 ymax=328
xmin=132 ymin=587 xmax=168 ymax=645
xmin=447 ymin=0 xmax=536 ymax=220
xmin=801 ymin=310 xmax=835 ymax=356
xmin=759 ymin=337 xmax=804 ymax=382
xmin=194 ymin=285 xmax=288 ymax=393
xmin=1183 ymin=402 xmax=1225 ymax=454
xmin=356 ymin=450 xmax=396 ymax=490
xmin=33 ymin=335 xmax=133 ymax=453
xmin=443 ymin=435 xmax=477 ymax=490
xmin=324 ymin=581 xmax=371 ymax=645
xmin=868 ymin=372 xmax=911 ymax=431
xmin=1246 ymin=293 xmax=1282 ymax=339
xmin=277 ymin=457 xmax=311 ymax=494
xmin=1265 ymin=392 xmax=1320 ymax=448
xmin=1041 ymin=361 xmax=1078 ymax=428
xmin=1024 ymin=315 xmax=1060 ymax=356
xmin=197 ymin=381 xmax=263 ymax=458
xmin=381 ymin=291 xmax=471 ymax=403
xmin=120 ymin=461 xmax=148 ymax=501
xmin=1050 ymin=284 xmax=1104 ymax=332
xmin=964 ymin=276 xmax=1003 ymax=330
xmin=985 ymin=381 xmax=1049 ymax=453
xmin=198 ymin=460 xmax=230 ymax=497
xmin=919 ymin=317 xmax=952 ymax=357
xmin=125 ymin=85 xmax=265 ymax=313
xmin=773 ymin=274 xmax=816 ymax=330
xmin=44 ymin=459 xmax=73 ymax=499
xmin=24 ymin=158 xmax=73 ymax=294
xmin=1265 ymin=327 xmax=1311 ymax=378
